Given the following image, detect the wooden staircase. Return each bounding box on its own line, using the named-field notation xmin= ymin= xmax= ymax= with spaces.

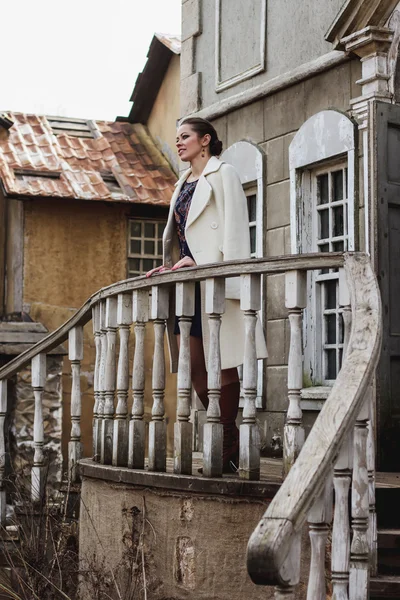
xmin=371 ymin=483 xmax=400 ymax=598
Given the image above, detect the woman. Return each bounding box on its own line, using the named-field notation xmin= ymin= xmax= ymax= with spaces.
xmin=147 ymin=117 xmax=267 ymax=472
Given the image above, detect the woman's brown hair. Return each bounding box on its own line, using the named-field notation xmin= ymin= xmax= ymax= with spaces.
xmin=180 ymin=117 xmax=223 ymax=156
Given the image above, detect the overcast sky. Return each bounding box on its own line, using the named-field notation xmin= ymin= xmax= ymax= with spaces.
xmin=1 ymin=0 xmax=181 ymax=121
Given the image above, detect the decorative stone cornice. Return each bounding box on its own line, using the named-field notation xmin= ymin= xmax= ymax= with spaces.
xmin=341 ymin=26 xmax=393 ymax=58
xmin=341 ymin=26 xmax=394 ymax=126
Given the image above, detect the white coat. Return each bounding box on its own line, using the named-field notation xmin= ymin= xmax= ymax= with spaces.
xmin=163 ymin=156 xmax=267 ymax=372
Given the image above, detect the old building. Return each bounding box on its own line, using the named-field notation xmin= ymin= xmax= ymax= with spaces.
xmin=2 ymin=2 xmax=400 ymax=598
xmin=180 ymin=0 xmax=400 ymax=475
xmin=120 ymin=32 xmax=181 ymax=173
xmin=0 ymin=112 xmax=177 ymax=473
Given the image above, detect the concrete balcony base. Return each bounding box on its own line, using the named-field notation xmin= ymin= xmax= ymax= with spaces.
xmin=79 ymin=459 xmax=309 ymax=600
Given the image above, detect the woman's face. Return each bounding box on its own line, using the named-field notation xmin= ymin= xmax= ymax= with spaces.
xmin=176 ymin=124 xmax=209 ymax=162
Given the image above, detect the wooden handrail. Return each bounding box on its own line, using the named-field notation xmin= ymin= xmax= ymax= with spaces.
xmin=246 ymin=253 xmax=382 ymax=585
xmin=0 ymin=253 xmax=344 ymax=382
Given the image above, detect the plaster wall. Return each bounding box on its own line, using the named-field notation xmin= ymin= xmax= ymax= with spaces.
xmin=79 ymin=477 xmax=310 ymax=599
xmin=181 ymin=0 xmax=345 ymax=115
xmin=148 ymin=54 xmax=181 ymax=174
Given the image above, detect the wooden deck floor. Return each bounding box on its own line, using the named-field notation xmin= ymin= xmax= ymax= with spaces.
xmin=165 ymin=453 xmax=400 ymax=488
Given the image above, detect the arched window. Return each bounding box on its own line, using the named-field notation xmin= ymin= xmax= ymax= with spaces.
xmin=221 ymin=141 xmax=264 ymax=258
xmin=289 ymin=110 xmax=356 ymax=385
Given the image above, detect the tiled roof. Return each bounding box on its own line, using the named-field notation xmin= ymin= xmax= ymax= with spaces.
xmin=0 ymin=113 xmax=176 ymax=205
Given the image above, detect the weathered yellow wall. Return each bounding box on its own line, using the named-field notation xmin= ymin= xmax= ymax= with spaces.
xmin=22 ymin=199 xmax=177 ymax=464
xmin=148 ymin=54 xmax=180 ymax=173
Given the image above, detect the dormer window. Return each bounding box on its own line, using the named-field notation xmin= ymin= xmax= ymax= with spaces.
xmin=14 ymin=170 xmax=61 ymax=183
xmin=47 ymin=116 xmax=96 ymax=138
xmin=101 ymin=173 xmax=121 ymax=194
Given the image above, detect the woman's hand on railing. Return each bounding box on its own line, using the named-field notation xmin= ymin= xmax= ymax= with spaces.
xmin=171 ymin=257 xmax=196 ymax=271
xmin=145 ymin=265 xmax=171 ymax=278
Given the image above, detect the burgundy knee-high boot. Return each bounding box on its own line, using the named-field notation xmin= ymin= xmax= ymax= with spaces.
xmin=219 ymin=381 xmax=240 ymax=472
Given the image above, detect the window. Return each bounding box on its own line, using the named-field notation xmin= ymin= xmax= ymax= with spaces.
xmin=101 ymin=172 xmax=121 ymax=194
xmin=245 ymin=188 xmax=258 ymax=257
xmin=14 ymin=169 xmax=61 ymax=182
xmin=46 ymin=116 xmax=96 ymax=138
xmin=289 ymin=110 xmax=356 ymax=386
xmin=127 ymin=220 xmax=165 ymax=277
xmin=313 ymin=163 xmax=348 ymax=381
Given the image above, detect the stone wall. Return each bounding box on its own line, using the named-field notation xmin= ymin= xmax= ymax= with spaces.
xmin=79 ymin=475 xmax=311 ymax=600
xmin=10 ymin=355 xmax=63 ymax=489
xmin=181 ymin=0 xmax=346 ymax=116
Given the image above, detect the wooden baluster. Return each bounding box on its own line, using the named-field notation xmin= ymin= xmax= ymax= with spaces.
xmin=128 ymin=289 xmax=149 ymax=469
xmin=349 ymin=399 xmax=370 ymax=600
xmin=239 ymin=274 xmax=261 ymax=480
xmin=148 ymin=286 xmax=169 ymax=472
xmin=31 ymin=354 xmax=46 ymax=502
xmin=0 ymin=381 xmax=7 ymax=525
xmin=101 ymin=297 xmax=118 ymax=465
xmin=68 ymin=326 xmax=83 ymax=483
xmin=307 ymin=480 xmax=333 ymax=600
xmin=283 ymin=270 xmax=306 ymax=476
xmin=92 ymin=304 xmax=101 ymax=460
xmin=367 ymin=387 xmax=377 ymax=576
xmin=96 ymin=301 xmax=107 ymax=461
xmin=332 ymin=435 xmax=352 ymax=600
xmin=274 ymin=531 xmax=302 ymax=599
xmin=203 ymin=278 xmax=225 ymax=478
xmin=113 ymin=293 xmax=132 ymax=467
xmin=174 ymin=282 xmax=195 ymax=475
xmin=330 ymin=270 xmax=352 ymax=599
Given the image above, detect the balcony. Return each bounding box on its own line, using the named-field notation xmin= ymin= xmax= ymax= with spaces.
xmin=0 ymin=252 xmax=382 ymax=599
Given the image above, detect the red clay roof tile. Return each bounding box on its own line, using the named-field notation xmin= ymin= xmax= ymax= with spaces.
xmin=0 ymin=114 xmax=176 ymax=204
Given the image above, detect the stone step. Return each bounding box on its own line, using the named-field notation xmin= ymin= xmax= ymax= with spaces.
xmin=370 ymin=575 xmax=400 ymax=598
xmin=378 ymin=529 xmax=400 ymax=575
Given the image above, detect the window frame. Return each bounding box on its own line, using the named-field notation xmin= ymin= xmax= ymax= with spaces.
xmin=289 ymin=110 xmax=356 ymax=387
xmin=127 ymin=218 xmax=166 ymax=278
xmin=311 ymin=161 xmax=349 ymax=384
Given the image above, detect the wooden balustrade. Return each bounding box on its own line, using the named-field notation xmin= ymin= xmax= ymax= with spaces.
xmin=68 ymin=326 xmax=83 ymax=482
xmin=128 ymin=289 xmax=149 ymax=469
xmin=174 ymin=281 xmax=195 ymax=475
xmin=307 ymin=480 xmax=333 ymax=600
xmin=247 ymin=255 xmax=381 ymax=600
xmin=101 ymin=297 xmax=118 ymax=464
xmin=113 ymin=293 xmax=132 ymax=467
xmin=97 ymin=301 xmax=107 ymax=461
xmin=367 ymin=388 xmax=378 ymax=577
xmin=283 ymin=270 xmax=306 ymax=476
xmin=349 ymin=400 xmax=370 ymax=600
xmin=332 ymin=435 xmax=352 ymax=600
xmin=31 ymin=353 xmax=46 ymax=502
xmin=203 ymin=278 xmax=225 ymax=477
xmin=0 ymin=252 xmax=381 ymax=598
xmin=92 ymin=304 xmax=101 ymax=460
xmin=0 ymin=381 xmax=7 ymax=525
xmin=240 ymin=274 xmax=261 ymax=480
xmin=148 ymin=286 xmax=168 ymax=472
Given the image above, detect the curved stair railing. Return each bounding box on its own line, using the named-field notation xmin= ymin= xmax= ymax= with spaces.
xmin=0 ymin=252 xmax=381 ymax=598
xmin=247 ymin=252 xmax=382 ymax=599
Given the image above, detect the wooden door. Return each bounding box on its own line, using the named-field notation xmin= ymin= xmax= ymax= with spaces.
xmin=376 ymin=101 xmax=400 ymax=470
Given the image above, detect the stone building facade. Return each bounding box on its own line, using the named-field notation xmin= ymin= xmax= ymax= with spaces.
xmin=181 ymin=0 xmax=400 ymax=469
